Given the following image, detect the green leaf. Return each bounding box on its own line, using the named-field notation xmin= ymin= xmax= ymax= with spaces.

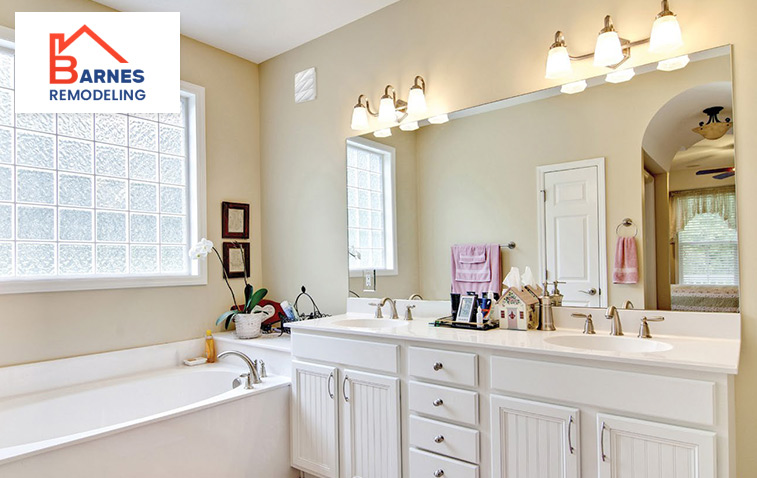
xmin=245 ymin=288 xmax=268 ymax=313
xmin=216 ymin=310 xmax=238 ymax=329
xmin=244 ymin=284 xmax=253 ymax=305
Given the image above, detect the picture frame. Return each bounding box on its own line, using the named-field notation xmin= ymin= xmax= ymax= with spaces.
xmin=222 ymin=202 xmax=250 ymax=239
xmin=455 ymin=295 xmax=477 ymax=323
xmin=222 ymin=242 xmax=250 ymax=279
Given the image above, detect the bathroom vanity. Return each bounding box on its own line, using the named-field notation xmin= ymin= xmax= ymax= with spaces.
xmin=288 ymin=301 xmax=739 ymax=478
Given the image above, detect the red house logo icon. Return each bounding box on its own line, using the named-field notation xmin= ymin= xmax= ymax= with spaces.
xmin=50 ymin=25 xmax=127 ymax=84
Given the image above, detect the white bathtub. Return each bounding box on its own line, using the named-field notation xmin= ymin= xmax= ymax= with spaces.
xmin=0 ymin=340 xmax=297 ymax=478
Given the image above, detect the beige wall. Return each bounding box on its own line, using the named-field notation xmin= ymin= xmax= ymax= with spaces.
xmin=0 ymin=0 xmax=261 ymax=366
xmin=259 ymin=0 xmax=757 ymax=471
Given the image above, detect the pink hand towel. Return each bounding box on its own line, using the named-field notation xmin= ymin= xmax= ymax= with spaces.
xmin=613 ymin=236 xmax=639 ymax=284
xmin=451 ymin=244 xmax=502 ymax=295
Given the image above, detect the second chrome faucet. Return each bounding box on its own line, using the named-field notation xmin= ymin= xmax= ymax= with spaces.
xmin=605 ymin=305 xmax=623 ymax=336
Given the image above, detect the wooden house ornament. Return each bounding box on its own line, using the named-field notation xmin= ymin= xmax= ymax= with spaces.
xmin=495 ymin=287 xmax=539 ymax=330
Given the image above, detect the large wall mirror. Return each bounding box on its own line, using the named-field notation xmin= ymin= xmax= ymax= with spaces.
xmin=346 ymin=46 xmax=737 ymax=313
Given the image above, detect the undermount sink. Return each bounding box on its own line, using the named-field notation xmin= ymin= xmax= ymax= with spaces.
xmin=332 ymin=318 xmax=409 ymax=330
xmin=544 ymin=334 xmax=673 ymax=353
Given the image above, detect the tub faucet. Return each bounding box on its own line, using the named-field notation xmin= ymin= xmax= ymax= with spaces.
xmin=605 ymin=306 xmax=624 ymax=336
xmin=218 ymin=350 xmax=261 ymax=389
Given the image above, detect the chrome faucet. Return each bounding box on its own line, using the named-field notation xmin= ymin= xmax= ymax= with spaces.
xmin=622 ymin=300 xmax=634 ymax=309
xmin=605 ymin=306 xmax=624 ymax=336
xmin=379 ymin=297 xmax=400 ymax=319
xmin=408 ymin=293 xmax=424 ymax=300
xmin=217 ymin=350 xmax=261 ymax=389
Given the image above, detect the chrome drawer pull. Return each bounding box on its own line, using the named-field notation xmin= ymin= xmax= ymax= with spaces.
xmin=567 ymin=415 xmax=575 ymax=454
xmin=327 ymin=372 xmax=334 ymax=399
xmin=433 ymin=362 xmax=443 ymax=371
xmin=432 ymin=398 xmax=444 ymax=407
xmin=434 ymin=435 xmax=445 ymax=443
xmin=600 ymin=421 xmax=608 ymax=462
xmin=433 ymin=470 xmax=444 ymax=477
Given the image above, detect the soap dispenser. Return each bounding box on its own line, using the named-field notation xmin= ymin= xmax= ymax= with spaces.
xmin=551 ymin=280 xmax=564 ymax=307
xmin=538 ymin=282 xmax=556 ymax=331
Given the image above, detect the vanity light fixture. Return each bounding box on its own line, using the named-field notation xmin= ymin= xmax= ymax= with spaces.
xmin=350 ymin=75 xmax=427 ymax=130
xmin=373 ymin=128 xmax=392 ymax=138
xmin=427 ymin=114 xmax=449 ymax=124
xmin=560 ymin=80 xmax=588 ymax=95
xmin=399 ymin=121 xmax=419 ymax=131
xmin=605 ymin=68 xmax=636 ymax=83
xmin=544 ymin=1 xmax=685 ymax=78
xmin=657 ymin=54 xmax=690 ymax=71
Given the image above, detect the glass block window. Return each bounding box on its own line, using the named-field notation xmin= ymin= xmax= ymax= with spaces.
xmin=0 ymin=44 xmax=196 ymax=283
xmin=347 ymin=139 xmax=396 ymax=273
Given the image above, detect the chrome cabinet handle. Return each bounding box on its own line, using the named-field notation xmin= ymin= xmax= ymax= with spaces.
xmin=434 ymin=435 xmax=445 ymax=443
xmin=433 ymin=470 xmax=444 ymax=477
xmin=600 ymin=421 xmax=608 ymax=462
xmin=432 ymin=398 xmax=444 ymax=407
xmin=567 ymin=416 xmax=575 ymax=454
xmin=579 ymin=288 xmax=597 ymax=295
xmin=342 ymin=376 xmax=350 ymax=402
xmin=327 ymin=372 xmax=334 ymax=399
xmin=433 ymin=362 xmax=443 ymax=371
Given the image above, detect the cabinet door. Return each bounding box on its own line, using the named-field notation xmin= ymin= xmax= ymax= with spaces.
xmin=597 ymin=413 xmax=716 ymax=478
xmin=491 ymin=394 xmax=580 ymax=478
xmin=291 ymin=360 xmax=339 ymax=478
xmin=341 ymin=369 xmax=401 ymax=478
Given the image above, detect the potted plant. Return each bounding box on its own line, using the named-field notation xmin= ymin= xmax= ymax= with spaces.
xmin=189 ymin=238 xmax=268 ymax=338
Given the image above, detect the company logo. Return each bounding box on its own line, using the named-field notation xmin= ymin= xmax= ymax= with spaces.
xmin=16 ymin=12 xmax=179 ymax=113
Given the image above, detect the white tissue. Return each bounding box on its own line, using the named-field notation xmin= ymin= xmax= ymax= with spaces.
xmin=521 ymin=267 xmax=536 ymax=287
xmin=502 ymin=267 xmax=522 ymax=290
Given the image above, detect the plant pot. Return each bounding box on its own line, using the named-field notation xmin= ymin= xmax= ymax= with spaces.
xmin=234 ymin=313 xmax=263 ymax=339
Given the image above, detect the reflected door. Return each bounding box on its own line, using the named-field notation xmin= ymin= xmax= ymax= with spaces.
xmin=542 ymin=160 xmax=605 ymax=307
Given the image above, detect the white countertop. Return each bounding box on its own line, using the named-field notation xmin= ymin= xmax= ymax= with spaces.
xmin=287 ymin=313 xmax=740 ymax=374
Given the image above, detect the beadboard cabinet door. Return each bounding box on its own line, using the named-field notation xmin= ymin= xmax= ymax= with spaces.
xmin=597 ymin=414 xmax=716 ymax=478
xmin=341 ymin=369 xmax=401 ymax=478
xmin=291 ymin=360 xmax=339 ymax=478
xmin=491 ymin=395 xmax=580 ymax=478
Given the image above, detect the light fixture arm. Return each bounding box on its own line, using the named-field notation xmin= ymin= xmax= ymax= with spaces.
xmin=413 ymin=75 xmax=426 ymax=92
xmin=657 ymin=0 xmax=674 ymax=18
xmin=356 ymin=94 xmax=378 ymax=117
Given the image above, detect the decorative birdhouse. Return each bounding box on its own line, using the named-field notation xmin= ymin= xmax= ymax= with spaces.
xmin=494 ymin=287 xmax=539 ymax=330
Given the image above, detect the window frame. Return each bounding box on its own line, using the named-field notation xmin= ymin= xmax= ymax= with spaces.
xmin=346 ymin=136 xmax=398 ymax=277
xmin=676 ymin=217 xmax=739 ymax=286
xmin=0 ymin=27 xmax=207 ymax=294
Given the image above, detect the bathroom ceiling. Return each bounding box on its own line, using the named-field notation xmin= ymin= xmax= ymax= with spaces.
xmin=92 ymin=0 xmax=399 ymax=63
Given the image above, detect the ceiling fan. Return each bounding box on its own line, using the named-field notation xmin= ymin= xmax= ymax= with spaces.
xmin=696 ymin=167 xmax=735 ymax=179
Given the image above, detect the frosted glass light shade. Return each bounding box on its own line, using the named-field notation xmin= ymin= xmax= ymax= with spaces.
xmin=351 ymin=105 xmax=369 ymax=130
xmin=373 ymin=128 xmax=392 ymax=138
xmin=560 ymin=80 xmax=587 ymax=95
xmin=594 ymin=31 xmax=624 ymax=67
xmin=545 ymin=46 xmax=572 ymax=79
xmin=657 ymin=55 xmax=689 ymax=72
xmin=407 ymin=86 xmax=427 ymax=115
xmin=427 ymin=114 xmax=449 ymax=124
xmin=378 ymin=96 xmax=396 ymax=123
xmin=650 ymin=15 xmax=683 ymax=53
xmin=605 ymin=68 xmax=635 ymax=84
xmin=399 ymin=121 xmax=419 ymax=131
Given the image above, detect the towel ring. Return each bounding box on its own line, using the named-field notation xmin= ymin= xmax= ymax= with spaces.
xmin=615 ymin=218 xmax=638 ymax=237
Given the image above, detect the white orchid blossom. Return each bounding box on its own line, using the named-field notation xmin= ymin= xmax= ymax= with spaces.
xmin=188 ymin=238 xmax=214 ymax=259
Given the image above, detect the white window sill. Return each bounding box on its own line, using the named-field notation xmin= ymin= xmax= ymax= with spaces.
xmin=349 ymin=269 xmax=398 ymax=278
xmin=0 ymin=274 xmax=207 ymax=295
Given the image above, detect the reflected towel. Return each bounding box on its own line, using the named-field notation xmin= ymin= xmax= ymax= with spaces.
xmin=451 ymin=244 xmax=501 ymax=295
xmin=613 ymin=236 xmax=639 ymax=284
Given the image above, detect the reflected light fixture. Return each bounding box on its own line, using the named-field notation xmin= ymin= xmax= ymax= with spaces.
xmin=545 ymin=31 xmax=573 ymax=79
xmin=560 ymin=80 xmax=587 ymax=95
xmin=649 ymin=0 xmax=683 ymax=53
xmin=657 ymin=54 xmax=689 ymax=71
xmin=399 ymin=121 xmax=419 ymax=131
xmin=374 ymin=128 xmax=392 ymax=138
xmin=350 ymin=75 xmax=427 ymax=130
xmin=605 ymin=68 xmax=635 ymax=83
xmin=427 ymin=114 xmax=449 ymax=124
xmin=594 ymin=15 xmax=626 ymax=67
xmin=692 ymin=106 xmax=732 ymax=140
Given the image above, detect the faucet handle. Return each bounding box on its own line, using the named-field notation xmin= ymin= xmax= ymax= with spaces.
xmin=368 ymin=302 xmax=383 ymax=318
xmin=404 ymin=304 xmax=416 ymax=321
xmin=571 ymin=313 xmax=596 ymax=334
xmin=638 ymin=316 xmax=664 ymax=338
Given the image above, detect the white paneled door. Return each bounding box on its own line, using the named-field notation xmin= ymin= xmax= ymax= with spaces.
xmin=540 ymin=159 xmax=606 ymax=307
xmin=341 ymin=369 xmax=401 ymax=478
xmin=291 ymin=360 xmax=339 ymax=478
xmin=491 ymin=395 xmax=580 ymax=478
xmin=597 ymin=414 xmax=716 ymax=478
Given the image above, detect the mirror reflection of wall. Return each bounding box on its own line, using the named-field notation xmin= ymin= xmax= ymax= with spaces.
xmin=347 ymin=47 xmax=737 ymax=312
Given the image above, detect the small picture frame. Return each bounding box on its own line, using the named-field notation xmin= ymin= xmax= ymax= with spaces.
xmin=222 ymin=242 xmax=250 ymax=279
xmin=455 ymin=295 xmax=477 ymax=323
xmin=222 ymin=202 xmax=250 ymax=239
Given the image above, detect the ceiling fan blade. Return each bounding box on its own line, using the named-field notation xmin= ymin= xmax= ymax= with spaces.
xmin=713 ymin=171 xmax=735 ymax=180
xmin=696 ymin=167 xmax=733 ymax=175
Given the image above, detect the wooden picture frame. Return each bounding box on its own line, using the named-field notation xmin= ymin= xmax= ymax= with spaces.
xmin=222 ymin=202 xmax=250 ymax=239
xmin=222 ymin=242 xmax=250 ymax=279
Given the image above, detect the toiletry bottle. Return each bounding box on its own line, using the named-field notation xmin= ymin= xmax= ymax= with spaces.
xmin=551 ymin=280 xmax=564 ymax=307
xmin=205 ymin=330 xmax=216 ymax=363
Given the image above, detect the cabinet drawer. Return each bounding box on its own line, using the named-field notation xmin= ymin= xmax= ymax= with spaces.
xmin=408 ymin=346 xmax=478 ymax=387
xmin=409 ymin=381 xmax=478 ymax=426
xmin=409 ymin=447 xmax=479 ymax=478
xmin=291 ymin=333 xmax=399 ymax=374
xmin=409 ymin=415 xmax=479 ymax=464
